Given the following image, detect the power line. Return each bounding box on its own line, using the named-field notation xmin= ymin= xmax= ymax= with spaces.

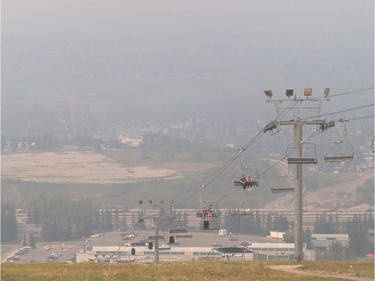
xmin=172 ymin=131 xmax=264 ymax=208
xmin=304 ymin=103 xmax=374 ymax=120
xmin=328 ymin=87 xmax=374 ymax=98
xmin=216 ymin=187 xmax=242 ymax=204
xmin=345 ymin=115 xmax=374 ymax=122
xmin=170 ymin=87 xmax=373 ymax=209
xmin=208 ymin=101 xmax=373 ymax=206
xmin=215 ymin=127 xmax=321 ymax=205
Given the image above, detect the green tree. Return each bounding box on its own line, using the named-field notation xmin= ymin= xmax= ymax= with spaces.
xmin=113 ymin=209 xmax=120 ymax=231
xmin=22 ymin=233 xmax=28 ymax=247
xmin=35 ymin=197 xmax=96 ymax=241
xmin=325 ymin=241 xmax=345 ymax=260
xmin=103 ymin=209 xmax=113 ymax=232
xmin=279 ymin=214 xmax=289 ymax=232
xmin=347 ymin=214 xmax=368 ymax=258
xmin=314 ymin=212 xmax=338 ymax=234
xmin=29 ymin=232 xmax=36 ymax=249
xmin=265 ymin=213 xmax=272 ymax=234
xmin=304 ymin=227 xmax=313 ymax=249
xmin=1 ymin=204 xmax=18 ymax=242
xmin=255 ymin=210 xmax=262 ymax=235
xmin=283 ymin=231 xmax=294 ymax=243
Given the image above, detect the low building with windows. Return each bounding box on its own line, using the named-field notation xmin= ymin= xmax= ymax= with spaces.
xmin=77 ymin=246 xmax=220 ymax=263
xmin=249 ymin=242 xmax=295 ymax=260
xmin=311 ymin=234 xmax=349 ymax=250
xmin=76 ymin=242 xmax=315 ymax=263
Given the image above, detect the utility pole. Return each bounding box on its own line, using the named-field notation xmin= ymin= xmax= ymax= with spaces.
xmin=293 ymin=119 xmax=304 ymax=261
xmin=154 ymin=216 xmax=160 ymax=263
xmin=146 ymin=214 xmax=164 ymax=263
xmin=140 ymin=200 xmax=164 ymax=263
xmin=263 ymin=88 xmax=334 ymax=261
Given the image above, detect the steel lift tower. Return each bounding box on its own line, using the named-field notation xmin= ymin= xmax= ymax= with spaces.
xmin=263 ymin=88 xmax=334 ymax=261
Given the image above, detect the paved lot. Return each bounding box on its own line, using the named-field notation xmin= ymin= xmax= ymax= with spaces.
xmin=3 ymin=230 xmax=275 ymax=263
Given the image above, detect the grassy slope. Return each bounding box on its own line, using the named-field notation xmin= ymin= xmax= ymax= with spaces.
xmin=1 ymin=261 xmax=373 ymax=281
xmin=1 ymin=149 xmax=278 ymax=209
xmin=1 ymin=149 xmax=372 ymax=209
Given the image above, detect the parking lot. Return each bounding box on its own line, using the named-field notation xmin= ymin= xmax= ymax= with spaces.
xmin=2 ymin=229 xmax=273 ymax=263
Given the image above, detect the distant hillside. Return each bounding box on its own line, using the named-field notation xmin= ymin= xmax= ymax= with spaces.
xmin=264 ymin=160 xmax=374 ymax=211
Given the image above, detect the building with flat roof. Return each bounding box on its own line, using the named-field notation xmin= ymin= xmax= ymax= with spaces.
xmin=76 ymin=245 xmax=252 ymax=263
xmin=75 ymin=241 xmax=315 ymax=263
xmin=311 ymin=233 xmax=349 ymax=249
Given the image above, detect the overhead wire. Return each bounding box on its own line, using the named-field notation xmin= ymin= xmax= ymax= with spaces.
xmin=193 ymin=96 xmax=339 ymax=207
xmin=171 ymin=87 xmax=374 ymax=209
xmin=172 ymin=130 xmax=264 ymax=208
xmin=171 ymin=99 xmax=299 ymax=208
xmin=304 ymin=104 xmax=374 ymax=120
xmin=328 ymin=87 xmax=374 ymax=98
xmin=210 ymin=93 xmax=372 ymax=205
xmin=308 ymin=87 xmax=374 ymax=102
xmin=211 ymin=102 xmax=304 ymax=205
xmin=172 ymin=99 xmax=302 ymax=208
xmin=345 ymin=115 xmax=374 ymax=122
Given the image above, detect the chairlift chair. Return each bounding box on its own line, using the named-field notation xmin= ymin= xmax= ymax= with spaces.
xmin=323 ymin=121 xmax=354 ymax=163
xmin=324 ymin=141 xmax=354 ymax=163
xmin=372 ymin=137 xmax=374 ymax=154
xmin=233 ymin=166 xmax=260 ymax=190
xmin=285 ymin=142 xmax=317 ymax=164
xmin=168 ymin=228 xmax=188 ymax=234
xmin=196 ymin=203 xmax=218 ymax=230
xmin=271 ymin=174 xmax=294 ymax=193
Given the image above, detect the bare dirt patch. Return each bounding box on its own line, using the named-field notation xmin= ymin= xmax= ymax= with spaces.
xmin=268 ymin=264 xmax=373 ymax=281
xmin=1 ymin=151 xmax=183 ymax=184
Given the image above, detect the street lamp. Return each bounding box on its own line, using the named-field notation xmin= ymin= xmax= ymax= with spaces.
xmin=324 ymin=88 xmax=330 ymax=98
xmin=304 ymin=88 xmax=312 ymax=98
xmin=264 ymin=90 xmax=273 ymax=99
xmin=285 ymin=89 xmax=294 ymax=99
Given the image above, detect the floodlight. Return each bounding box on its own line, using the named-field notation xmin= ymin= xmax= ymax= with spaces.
xmin=285 ymin=89 xmax=294 ymax=98
xmin=304 ymin=88 xmax=312 ymax=98
xmin=324 ymin=88 xmax=330 ymax=98
xmin=264 ymin=90 xmax=273 ymax=99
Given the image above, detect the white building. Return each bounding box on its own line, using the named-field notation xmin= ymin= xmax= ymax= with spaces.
xmin=311 ymin=233 xmax=349 ymax=249
xmin=76 ymin=242 xmax=315 ymax=263
xmin=76 ymin=245 xmax=242 ymax=263
xmin=119 ymin=135 xmax=143 ymax=148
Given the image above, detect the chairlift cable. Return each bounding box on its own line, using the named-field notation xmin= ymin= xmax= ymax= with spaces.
xmin=215 ymin=186 xmax=243 ymax=204
xmin=209 ymin=88 xmax=373 ymax=205
xmin=212 ymin=128 xmax=321 ymax=205
xmin=328 ymin=87 xmax=374 ymax=98
xmin=173 ymin=101 xmax=305 ymax=207
xmin=170 ymin=98 xmax=303 ymax=208
xmin=308 ymin=87 xmax=374 ymax=102
xmin=303 ymin=103 xmax=374 ymax=120
xmin=258 ymin=128 xmax=319 ymax=178
xmin=172 ymin=130 xmax=265 ymax=208
xmin=344 ymin=115 xmax=374 ymax=122
xmin=169 ymin=88 xmax=373 ymax=211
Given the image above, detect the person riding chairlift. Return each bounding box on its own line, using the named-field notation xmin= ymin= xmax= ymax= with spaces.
xmin=240 ymin=174 xmax=253 ymax=190
xmin=202 ymin=207 xmax=213 ymax=220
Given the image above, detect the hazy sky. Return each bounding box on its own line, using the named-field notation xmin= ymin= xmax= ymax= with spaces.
xmin=2 ymin=0 xmax=374 ymax=134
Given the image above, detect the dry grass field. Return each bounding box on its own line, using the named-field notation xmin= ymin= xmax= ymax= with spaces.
xmin=1 ymin=261 xmax=373 ymax=281
xmin=1 ymin=151 xmax=183 ymax=184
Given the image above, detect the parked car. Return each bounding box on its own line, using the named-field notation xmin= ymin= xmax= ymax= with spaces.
xmin=47 ymin=254 xmax=59 ymax=261
xmin=15 ymin=249 xmax=27 ymax=255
